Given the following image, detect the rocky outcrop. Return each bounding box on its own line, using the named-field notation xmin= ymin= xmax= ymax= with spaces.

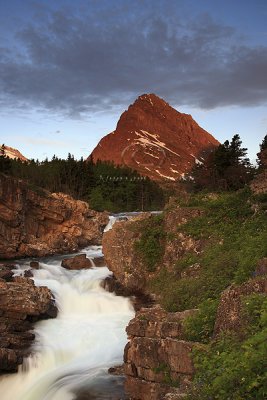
xmin=0 ymin=265 xmax=57 ymax=372
xmin=61 ymin=254 xmax=93 ymax=270
xmin=0 ymin=173 xmax=109 ymax=259
xmin=102 ymin=207 xmax=202 ymax=294
xmin=214 ymin=277 xmax=267 ymax=336
xmin=90 ymin=94 xmax=219 ymax=181
xmin=124 ymin=306 xmax=197 ymax=400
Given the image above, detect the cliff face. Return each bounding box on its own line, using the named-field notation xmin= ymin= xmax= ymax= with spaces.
xmin=0 ymin=174 xmax=109 ymax=259
xmin=102 ymin=207 xmax=202 ymax=295
xmin=90 ymin=94 xmax=219 ymax=181
xmin=103 ymin=208 xmax=202 ymax=399
xmin=103 ymin=196 xmax=267 ymax=400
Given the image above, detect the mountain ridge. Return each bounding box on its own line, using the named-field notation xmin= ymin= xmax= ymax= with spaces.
xmin=90 ymin=93 xmax=220 ymax=181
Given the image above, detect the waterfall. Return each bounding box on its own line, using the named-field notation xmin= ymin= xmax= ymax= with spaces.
xmin=0 ymin=245 xmax=134 ymax=400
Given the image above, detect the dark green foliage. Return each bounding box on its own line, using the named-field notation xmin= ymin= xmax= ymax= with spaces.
xmin=134 ymin=215 xmax=165 ymax=272
xmin=189 ymin=295 xmax=267 ymax=400
xmin=257 ymin=134 xmax=267 ymax=171
xmin=0 ymin=155 xmax=165 ymax=212
xmin=189 ymin=134 xmax=255 ymax=191
xmin=183 ymin=299 xmax=219 ymax=343
xmin=260 ymin=134 xmax=267 ymax=151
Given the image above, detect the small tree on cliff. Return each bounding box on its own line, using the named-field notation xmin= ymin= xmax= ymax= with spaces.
xmin=257 ymin=134 xmax=267 ymax=171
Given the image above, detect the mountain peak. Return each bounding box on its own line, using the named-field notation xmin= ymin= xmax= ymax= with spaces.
xmin=90 ymin=94 xmax=219 ymax=181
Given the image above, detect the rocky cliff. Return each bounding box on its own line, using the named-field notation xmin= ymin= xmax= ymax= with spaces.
xmin=103 ymin=193 xmax=267 ymax=399
xmin=0 ymin=173 xmax=109 ymax=259
xmin=90 ymin=94 xmax=219 ymax=181
xmin=0 ymin=264 xmax=57 ymax=372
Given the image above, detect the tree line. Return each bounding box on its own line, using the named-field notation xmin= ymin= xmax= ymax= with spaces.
xmin=186 ymin=134 xmax=267 ymax=192
xmin=0 ymin=154 xmax=165 ymax=212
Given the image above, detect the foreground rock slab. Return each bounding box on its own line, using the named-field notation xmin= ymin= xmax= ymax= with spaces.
xmin=124 ymin=306 xmax=197 ymax=400
xmin=0 ymin=266 xmax=57 ymax=372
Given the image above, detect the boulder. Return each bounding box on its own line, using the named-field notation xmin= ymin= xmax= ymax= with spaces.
xmin=30 ymin=261 xmax=39 ymax=269
xmin=61 ymin=254 xmax=92 ymax=270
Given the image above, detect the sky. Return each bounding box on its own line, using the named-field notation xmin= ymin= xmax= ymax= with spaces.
xmin=0 ymin=0 xmax=267 ymax=163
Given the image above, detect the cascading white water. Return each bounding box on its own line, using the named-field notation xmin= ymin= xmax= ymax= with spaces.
xmin=0 ymin=245 xmax=134 ymax=400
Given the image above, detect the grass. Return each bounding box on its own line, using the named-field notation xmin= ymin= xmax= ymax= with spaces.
xmin=134 ymin=214 xmax=165 ymax=272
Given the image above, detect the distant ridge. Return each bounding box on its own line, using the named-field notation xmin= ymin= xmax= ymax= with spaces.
xmin=0 ymin=144 xmax=28 ymax=162
xmin=89 ymin=93 xmax=219 ymax=181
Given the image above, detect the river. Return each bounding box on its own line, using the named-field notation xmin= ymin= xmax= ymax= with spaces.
xmin=0 ymin=244 xmax=134 ymax=400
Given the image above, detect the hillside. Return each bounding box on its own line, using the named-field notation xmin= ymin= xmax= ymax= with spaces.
xmin=90 ymin=94 xmax=219 ymax=181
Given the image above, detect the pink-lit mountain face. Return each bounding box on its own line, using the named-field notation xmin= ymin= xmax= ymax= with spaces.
xmin=90 ymin=94 xmax=219 ymax=181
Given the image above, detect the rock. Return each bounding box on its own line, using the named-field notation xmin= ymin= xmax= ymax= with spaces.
xmin=108 ymin=365 xmax=124 ymax=376
xmin=102 ymin=208 xmax=202 ymax=294
xmin=0 ymin=277 xmax=57 ymax=372
xmin=90 ymin=93 xmax=219 ymax=182
xmin=0 ymin=268 xmax=14 ymax=282
xmin=61 ymin=254 xmax=92 ymax=270
xmin=124 ymin=306 xmax=196 ymax=400
xmin=24 ymin=270 xmax=33 ymax=278
xmin=92 ymin=256 xmax=105 ymax=267
xmin=0 ymin=173 xmax=109 ymax=259
xmin=214 ymin=278 xmax=267 ymax=336
xmin=101 ymin=275 xmax=154 ymax=310
xmin=30 ymin=261 xmax=39 ymax=269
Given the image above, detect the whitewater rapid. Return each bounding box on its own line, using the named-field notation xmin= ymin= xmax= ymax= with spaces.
xmin=0 ymin=246 xmax=134 ymax=400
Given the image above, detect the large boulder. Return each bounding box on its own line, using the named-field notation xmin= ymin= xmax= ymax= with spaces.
xmin=61 ymin=254 xmax=92 ymax=270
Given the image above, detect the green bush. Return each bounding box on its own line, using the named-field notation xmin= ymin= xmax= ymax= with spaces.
xmin=134 ymin=215 xmax=165 ymax=272
xmin=183 ymin=298 xmax=219 ymax=343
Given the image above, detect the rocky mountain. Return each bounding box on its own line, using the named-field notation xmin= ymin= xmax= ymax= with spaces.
xmin=90 ymin=94 xmax=219 ymax=181
xmin=0 ymin=145 xmax=28 ymax=162
xmin=0 ymin=173 xmax=109 ymax=259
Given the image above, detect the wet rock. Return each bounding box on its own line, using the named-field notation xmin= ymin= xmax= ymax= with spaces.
xmin=0 ymin=277 xmax=57 ymax=373
xmin=30 ymin=261 xmax=39 ymax=269
xmin=61 ymin=254 xmax=92 ymax=270
xmin=108 ymin=365 xmax=124 ymax=376
xmin=101 ymin=275 xmax=154 ymax=310
xmin=24 ymin=270 xmax=33 ymax=278
xmin=92 ymin=256 xmax=105 ymax=267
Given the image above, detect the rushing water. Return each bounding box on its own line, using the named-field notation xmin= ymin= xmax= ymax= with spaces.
xmin=0 ymin=245 xmax=134 ymax=400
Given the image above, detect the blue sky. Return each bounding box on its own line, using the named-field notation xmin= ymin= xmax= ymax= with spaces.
xmin=0 ymin=0 xmax=267 ymax=162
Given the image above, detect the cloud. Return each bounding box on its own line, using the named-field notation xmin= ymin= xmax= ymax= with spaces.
xmin=0 ymin=1 xmax=267 ymax=117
